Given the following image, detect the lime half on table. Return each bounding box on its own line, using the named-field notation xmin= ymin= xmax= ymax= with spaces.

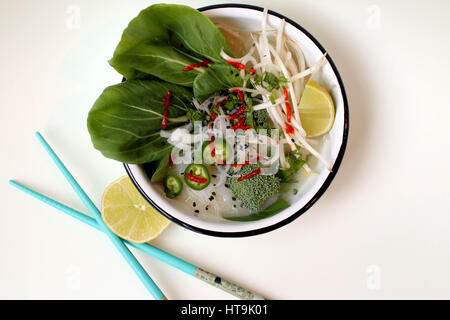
xmin=101 ymin=176 xmax=170 ymax=243
xmin=298 ymin=80 xmax=335 ymax=138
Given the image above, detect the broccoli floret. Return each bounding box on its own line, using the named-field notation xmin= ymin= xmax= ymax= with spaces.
xmin=253 ymin=109 xmax=268 ymax=126
xmin=226 ymin=164 xmax=280 ymax=212
xmin=253 ymin=109 xmax=271 ymax=136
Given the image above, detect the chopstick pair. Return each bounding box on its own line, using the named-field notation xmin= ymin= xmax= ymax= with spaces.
xmin=9 ymin=132 xmax=264 ymax=300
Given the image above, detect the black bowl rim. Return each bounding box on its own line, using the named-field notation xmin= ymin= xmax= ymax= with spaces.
xmin=123 ymin=3 xmax=349 ymax=237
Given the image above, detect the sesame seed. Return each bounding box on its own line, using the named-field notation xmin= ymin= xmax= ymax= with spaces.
xmin=232 ymin=197 xmax=236 ymax=201
xmin=212 ymin=174 xmax=217 ymax=178
xmin=192 ymin=202 xmax=196 ymax=207
xmin=212 ymin=192 xmax=216 ymax=196
xmin=194 ymin=209 xmax=199 ymax=213
xmin=205 ymin=206 xmax=209 ymax=211
xmin=225 ymin=184 xmax=229 ymax=188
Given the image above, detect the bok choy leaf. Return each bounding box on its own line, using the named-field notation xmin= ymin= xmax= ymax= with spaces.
xmin=87 ymin=80 xmax=192 ymax=164
xmin=109 ymin=4 xmax=232 ymax=82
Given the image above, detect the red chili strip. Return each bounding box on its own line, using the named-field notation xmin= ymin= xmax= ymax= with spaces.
xmin=238 ymin=91 xmax=245 ymax=103
xmin=161 ymin=90 xmax=172 ymax=129
xmin=249 ymin=68 xmax=256 ymax=74
xmin=228 ymin=105 xmax=248 ymax=120
xmin=210 ymin=96 xmax=229 ymax=120
xmin=183 ymin=59 xmax=211 ymax=72
xmin=222 ymin=158 xmax=258 ymax=167
xmin=213 ymin=96 xmax=229 ymax=110
xmin=282 ymin=86 xmax=289 ymax=101
xmin=285 ymin=122 xmax=294 ymax=135
xmin=285 ymin=101 xmax=292 ymax=123
xmin=185 ymin=173 xmax=207 ymax=184
xmin=230 ymin=88 xmax=240 ymax=93
xmin=168 ymin=155 xmax=173 ymax=167
xmin=231 ymin=156 xmax=258 ymax=167
xmin=237 ymin=169 xmax=261 ymax=182
xmin=227 ymin=60 xmax=245 ymax=71
xmin=231 ymin=117 xmax=246 ymax=130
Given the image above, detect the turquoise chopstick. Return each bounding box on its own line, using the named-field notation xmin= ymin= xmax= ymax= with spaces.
xmin=9 ymin=180 xmax=265 ymax=300
xmin=8 ymin=180 xmax=196 ymax=275
xmin=34 ymin=132 xmax=165 ymax=300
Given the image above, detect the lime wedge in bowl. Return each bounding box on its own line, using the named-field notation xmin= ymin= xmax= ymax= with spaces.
xmin=298 ymin=80 xmax=335 ymax=138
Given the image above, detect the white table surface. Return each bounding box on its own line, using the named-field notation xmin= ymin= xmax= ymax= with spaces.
xmin=1 ymin=0 xmax=449 ymax=299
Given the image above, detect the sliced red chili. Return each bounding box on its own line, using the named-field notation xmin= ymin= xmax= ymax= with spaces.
xmin=237 ymin=91 xmax=245 ymax=102
xmin=183 ymin=59 xmax=211 ymax=72
xmin=249 ymin=68 xmax=256 ymax=74
xmin=230 ymin=88 xmax=240 ymax=93
xmin=210 ymin=113 xmax=216 ymax=120
xmin=168 ymin=154 xmax=173 ymax=167
xmin=285 ymin=101 xmax=292 ymax=123
xmin=227 ymin=60 xmax=245 ymax=71
xmin=185 ymin=173 xmax=208 ymax=184
xmin=161 ymin=90 xmax=172 ymax=129
xmin=231 ymin=117 xmax=246 ymax=130
xmin=282 ymin=86 xmax=289 ymax=101
xmin=231 ymin=156 xmax=258 ymax=167
xmin=285 ymin=122 xmax=294 ymax=135
xmin=228 ymin=105 xmax=248 ymax=120
xmin=237 ymin=169 xmax=261 ymax=182
xmin=213 ymin=96 xmax=228 ymax=111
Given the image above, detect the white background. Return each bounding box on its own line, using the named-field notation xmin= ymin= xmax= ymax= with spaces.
xmin=1 ymin=0 xmax=449 ymax=299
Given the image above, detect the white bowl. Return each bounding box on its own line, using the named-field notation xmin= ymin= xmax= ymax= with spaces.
xmin=124 ymin=4 xmax=349 ymax=237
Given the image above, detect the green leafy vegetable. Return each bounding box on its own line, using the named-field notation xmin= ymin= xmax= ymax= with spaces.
xmin=87 ymin=79 xmax=192 ymax=164
xmin=149 ymin=152 xmax=171 ymax=183
xmin=269 ymin=92 xmax=276 ymax=104
xmin=276 ymin=153 xmax=305 ymax=183
xmin=224 ymin=198 xmax=290 ymax=221
xmin=244 ymin=93 xmax=253 ymax=111
xmin=223 ymin=93 xmax=241 ymax=111
xmin=253 ymin=71 xmax=288 ymax=91
xmin=186 ymin=109 xmax=206 ymax=122
xmin=193 ymin=64 xmax=243 ymax=101
xmin=111 ymin=43 xmax=206 ymax=86
xmin=109 ymin=4 xmax=232 ymax=81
